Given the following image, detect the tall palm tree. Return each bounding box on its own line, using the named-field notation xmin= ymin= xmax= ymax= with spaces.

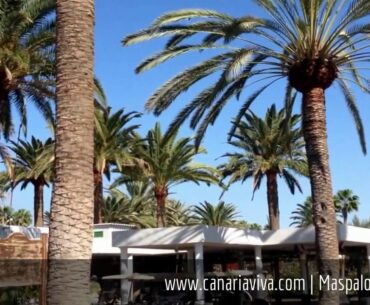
xmin=220 ymin=104 xmax=307 ymax=229
xmin=191 ymin=201 xmax=240 ymax=226
xmin=334 ymin=189 xmax=359 ymax=225
xmin=123 ymin=3 xmax=370 ymax=301
xmin=0 ymin=0 xmax=55 ymax=138
xmin=9 ymin=137 xmax=54 ymax=227
xmin=47 ymin=0 xmax=95 ymax=304
xmin=93 ymin=107 xmax=141 ymax=223
xmin=290 ymin=197 xmax=313 ymax=228
xmin=114 ymin=123 xmax=219 ymax=227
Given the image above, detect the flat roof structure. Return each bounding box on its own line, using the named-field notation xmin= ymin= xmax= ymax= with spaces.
xmin=112 ymin=224 xmax=370 ymax=250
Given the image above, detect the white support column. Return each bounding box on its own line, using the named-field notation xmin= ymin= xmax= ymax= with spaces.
xmin=300 ymin=253 xmax=309 ymax=295
xmin=254 ymin=246 xmax=263 ymax=275
xmin=254 ymin=246 xmax=266 ymax=299
xmin=367 ymin=245 xmax=370 ymax=277
xmin=187 ymin=249 xmax=195 ymax=273
xmin=120 ymin=248 xmax=133 ymax=305
xmin=194 ymin=243 xmax=205 ymax=305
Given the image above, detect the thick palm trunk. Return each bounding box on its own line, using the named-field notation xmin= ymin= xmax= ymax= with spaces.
xmin=302 ymin=87 xmax=339 ymax=305
xmin=34 ymin=181 xmax=44 ymax=227
xmin=266 ymin=170 xmax=279 ymax=230
xmin=47 ymin=1 xmax=95 ymax=305
xmin=154 ymin=185 xmax=167 ymax=227
xmin=93 ymin=168 xmax=103 ymax=223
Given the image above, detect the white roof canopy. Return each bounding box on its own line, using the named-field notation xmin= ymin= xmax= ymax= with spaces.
xmin=112 ymin=224 xmax=370 ymax=250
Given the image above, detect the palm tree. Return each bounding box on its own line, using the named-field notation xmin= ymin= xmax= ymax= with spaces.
xmin=166 ymin=199 xmax=192 ymax=226
xmin=43 ymin=210 xmax=50 ymax=226
xmin=103 ymin=182 xmax=155 ymax=228
xmin=334 ymin=189 xmax=360 ymax=225
xmin=0 ymin=206 xmax=31 ymax=226
xmin=191 ymin=201 xmax=240 ymax=226
xmin=0 ymin=0 xmax=55 ymax=138
xmin=290 ymin=197 xmax=313 ymax=228
xmin=10 ymin=209 xmax=32 ymax=226
xmin=47 ymin=0 xmax=95 ymax=304
xmin=9 ymin=137 xmax=54 ymax=227
xmin=114 ymin=123 xmax=219 ymax=227
xmin=93 ymin=107 xmax=141 ymax=223
xmin=220 ymin=104 xmax=307 ymax=229
xmin=0 ymin=205 xmax=12 ymax=224
xmin=124 ymin=3 xmax=370 ymax=300
xmin=351 ymin=215 xmax=370 ymax=228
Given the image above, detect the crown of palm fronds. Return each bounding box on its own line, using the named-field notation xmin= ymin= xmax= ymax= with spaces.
xmin=0 ymin=0 xmax=55 ymax=138
xmin=290 ymin=197 xmax=313 ymax=228
xmin=94 ymin=107 xmax=141 ymax=179
xmin=219 ymin=104 xmax=307 ymax=197
xmin=8 ymin=136 xmax=54 ymax=189
xmin=191 ymin=201 xmax=240 ymax=226
xmin=113 ymin=122 xmax=220 ymax=189
xmin=333 ymin=189 xmax=360 ymax=213
xmin=103 ymin=181 xmax=156 ymax=228
xmin=124 ymin=0 xmax=370 ymax=151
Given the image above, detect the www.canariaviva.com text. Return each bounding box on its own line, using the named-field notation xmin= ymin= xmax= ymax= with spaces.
xmin=165 ymin=276 xmax=305 ymax=292
xmin=165 ymin=275 xmax=370 ymax=294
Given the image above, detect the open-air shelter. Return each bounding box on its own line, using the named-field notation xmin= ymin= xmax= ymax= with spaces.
xmin=112 ymin=224 xmax=370 ymax=305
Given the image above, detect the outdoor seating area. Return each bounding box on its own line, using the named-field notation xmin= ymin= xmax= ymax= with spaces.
xmin=110 ymin=225 xmax=370 ymax=305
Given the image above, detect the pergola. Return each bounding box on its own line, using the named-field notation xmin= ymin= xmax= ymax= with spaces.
xmin=112 ymin=224 xmax=370 ymax=305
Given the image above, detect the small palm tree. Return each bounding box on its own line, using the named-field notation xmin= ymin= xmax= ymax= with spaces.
xmin=166 ymin=199 xmax=192 ymax=226
xmin=114 ymin=123 xmax=219 ymax=227
xmin=220 ymin=104 xmax=307 ymax=229
xmin=0 ymin=0 xmax=55 ymax=138
xmin=11 ymin=209 xmax=32 ymax=226
xmin=351 ymin=215 xmax=370 ymax=228
xmin=0 ymin=205 xmax=12 ymax=224
xmin=43 ymin=210 xmax=50 ymax=226
xmin=334 ymin=189 xmax=359 ymax=225
xmin=248 ymin=223 xmax=263 ymax=231
xmin=0 ymin=206 xmax=31 ymax=226
xmin=9 ymin=137 xmax=54 ymax=227
xmin=103 ymin=182 xmax=155 ymax=228
xmin=290 ymin=197 xmax=313 ymax=228
xmin=191 ymin=201 xmax=240 ymax=226
xmin=94 ymin=107 xmax=141 ymax=223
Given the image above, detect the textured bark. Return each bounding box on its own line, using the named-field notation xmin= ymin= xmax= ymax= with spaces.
xmin=266 ymin=171 xmax=279 ymax=230
xmin=34 ymin=181 xmax=44 ymax=227
xmin=155 ymin=185 xmax=168 ymax=228
xmin=93 ymin=168 xmax=103 ymax=224
xmin=302 ymin=87 xmax=339 ymax=305
xmin=47 ymin=1 xmax=95 ymax=305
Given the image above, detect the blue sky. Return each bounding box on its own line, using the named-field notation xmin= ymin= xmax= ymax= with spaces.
xmin=5 ymin=0 xmax=370 ymax=228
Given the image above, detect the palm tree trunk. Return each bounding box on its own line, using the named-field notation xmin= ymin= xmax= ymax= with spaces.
xmin=93 ymin=168 xmax=103 ymax=224
xmin=266 ymin=170 xmax=279 ymax=230
xmin=34 ymin=181 xmax=44 ymax=227
xmin=47 ymin=1 xmax=95 ymax=305
xmin=302 ymin=87 xmax=339 ymax=305
xmin=343 ymin=210 xmax=348 ymax=226
xmin=154 ymin=185 xmax=167 ymax=227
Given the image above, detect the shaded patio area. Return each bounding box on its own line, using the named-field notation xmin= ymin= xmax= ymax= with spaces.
xmin=111 ymin=224 xmax=370 ymax=305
